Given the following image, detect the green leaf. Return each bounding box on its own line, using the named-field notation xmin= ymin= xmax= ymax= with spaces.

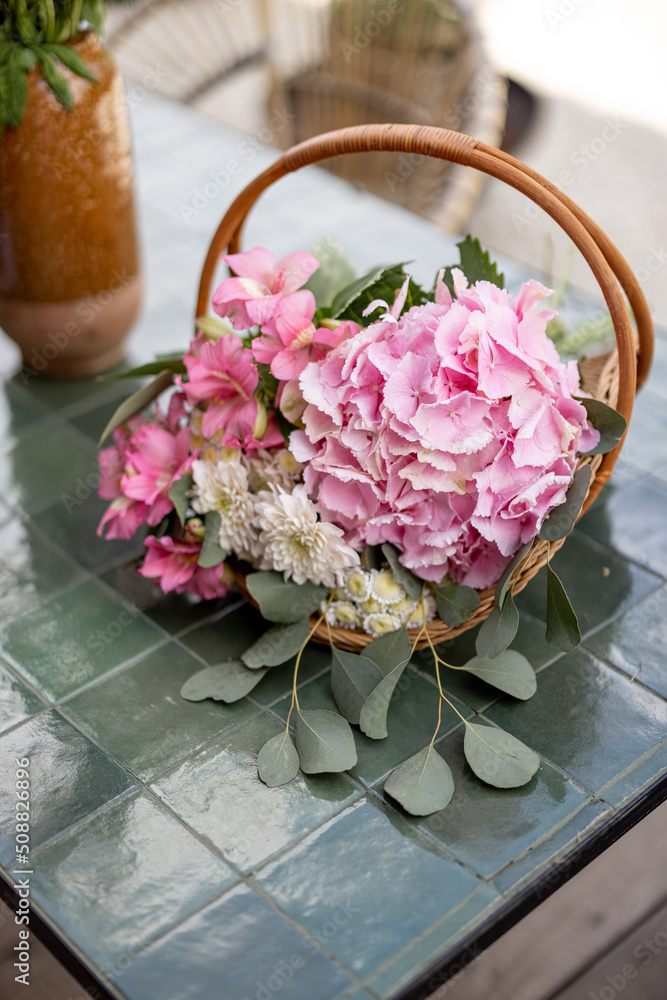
xmin=495 ymin=541 xmax=533 ymax=609
xmin=362 ymin=627 xmax=411 ymax=677
xmin=545 ymin=563 xmax=581 ymax=652
xmin=304 ymin=237 xmax=357 ymax=309
xmin=98 ymin=369 xmax=174 ymax=444
xmin=38 ymin=51 xmax=74 ymax=110
xmin=362 ymin=544 xmax=382 ymax=571
xmin=331 ymin=263 xmax=428 ymax=325
xmin=456 ymin=235 xmax=504 ymax=289
xmin=464 ymin=722 xmax=540 ymax=788
xmin=576 ymin=397 xmax=627 ymax=455
xmin=434 ymin=582 xmax=480 ymax=627
xmin=169 ymin=473 xmax=193 ymax=528
xmin=459 ymin=651 xmax=536 ymax=700
xmin=197 ymin=510 xmax=226 ymax=568
xmin=257 ymin=731 xmax=300 ymax=787
xmin=539 ymin=466 xmax=593 ymax=541
xmin=384 ymin=747 xmax=455 ymax=816
xmin=295 ymin=710 xmax=358 ymax=773
xmin=97 ymin=358 xmax=186 ymax=381
xmin=330 ymin=264 xmax=387 ymax=319
xmin=475 ymin=591 xmax=519 ymax=659
xmin=6 ymin=46 xmax=29 ymax=128
xmin=241 ymin=619 xmax=310 ymax=669
xmin=380 ymin=544 xmax=422 ymax=600
xmin=245 ymin=571 xmax=329 ymax=624
xmin=359 ymin=655 xmax=410 ymax=740
xmin=180 ymin=660 xmax=268 ymax=703
xmin=331 ymin=648 xmax=384 ymax=725
xmin=42 ymin=44 xmax=97 ymax=82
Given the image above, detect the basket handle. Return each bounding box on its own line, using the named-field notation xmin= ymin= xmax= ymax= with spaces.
xmin=196 ymin=123 xmax=653 ymax=510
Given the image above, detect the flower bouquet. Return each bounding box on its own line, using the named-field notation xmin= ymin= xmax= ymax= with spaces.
xmin=97 ymin=231 xmax=630 ymax=817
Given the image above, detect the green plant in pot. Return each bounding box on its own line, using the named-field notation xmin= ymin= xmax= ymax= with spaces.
xmin=0 ymin=0 xmax=142 ymax=378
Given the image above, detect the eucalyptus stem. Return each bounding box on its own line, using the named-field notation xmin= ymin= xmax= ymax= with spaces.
xmin=286 ymin=606 xmax=329 ymax=727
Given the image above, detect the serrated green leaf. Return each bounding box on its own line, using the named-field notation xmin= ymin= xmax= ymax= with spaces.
xmin=42 ymin=43 xmax=97 ymax=82
xmin=242 ymin=619 xmax=310 ymax=669
xmin=475 ymin=591 xmax=519 ymax=659
xmin=539 ymin=465 xmax=593 ymax=541
xmin=180 ymin=660 xmax=267 ymax=703
xmin=330 ymin=264 xmax=387 ymax=319
xmin=98 ymin=369 xmax=174 ymax=444
xmin=384 ymin=747 xmax=455 ymax=816
xmin=495 ymin=541 xmax=533 ymax=609
xmin=331 ymin=263 xmax=428 ymax=325
xmin=245 ymin=571 xmax=329 ymax=624
xmin=197 ymin=510 xmax=226 ymax=568
xmin=38 ymin=51 xmax=73 ymax=110
xmin=576 ymin=397 xmax=627 ymax=455
xmin=295 ymin=709 xmax=357 ymax=773
xmin=464 ymin=722 xmax=540 ymax=788
xmin=304 ymin=237 xmax=357 ymax=309
xmin=362 ymin=627 xmax=411 ymax=677
xmin=97 ymin=358 xmax=186 ymax=381
xmin=331 ymin=648 xmax=384 ymax=724
xmin=257 ymin=731 xmax=300 ymax=787
xmin=359 ymin=655 xmax=410 ymax=740
xmin=456 ymin=235 xmax=505 ymax=289
xmin=434 ymin=582 xmax=480 ymax=627
xmin=459 ymin=651 xmax=536 ymax=700
xmin=169 ymin=473 xmax=193 ymax=528
xmin=546 ymin=563 xmax=581 ymax=652
xmin=381 ymin=543 xmax=422 ymax=600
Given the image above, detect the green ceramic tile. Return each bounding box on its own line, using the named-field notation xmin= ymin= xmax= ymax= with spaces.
xmin=100 ymin=561 xmax=238 ymax=634
xmin=257 ymin=797 xmax=483 ymax=978
xmin=0 ymin=420 xmax=99 ymax=512
xmin=0 ymin=380 xmax=49 ymax=437
xmin=11 ymin=370 xmax=128 ymax=413
xmin=179 ymin=601 xmax=267 ymax=664
xmin=366 ymin=885 xmax=499 ymax=999
xmin=151 ymin=713 xmax=361 ymax=872
xmin=31 ymin=493 xmax=145 ymax=573
xmin=69 ymin=386 xmax=141 ymax=442
xmin=484 ymin=649 xmax=667 ymax=793
xmin=576 ymin=479 xmax=667 ymax=577
xmin=406 ymin=727 xmax=589 ymax=878
xmin=598 ymin=739 xmax=667 ymax=808
xmin=0 ymin=710 xmax=135 ymax=864
xmin=514 ymin=529 xmax=660 ymax=635
xmin=0 ymin=580 xmax=163 ymax=701
xmin=112 ymin=883 xmax=353 ymax=1000
xmin=584 ymin=585 xmax=667 ymax=699
xmin=252 ymin=642 xmax=332 ymax=707
xmin=614 ymin=391 xmax=667 ymax=473
xmin=0 ymin=517 xmax=84 ymax=622
xmin=64 ymin=642 xmax=257 ymax=781
xmin=0 ymin=661 xmax=45 ymax=734
xmin=30 ymin=790 xmax=236 ymax=971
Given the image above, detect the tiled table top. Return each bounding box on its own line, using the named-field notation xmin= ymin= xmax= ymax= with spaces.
xmin=1 ymin=94 xmax=667 ymax=1000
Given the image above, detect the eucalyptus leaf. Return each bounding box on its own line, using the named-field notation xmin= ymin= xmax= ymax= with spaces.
xmin=539 ymin=466 xmax=593 ymax=541
xmin=576 ymin=397 xmax=627 ymax=455
xmin=359 ymin=655 xmax=410 ymax=740
xmin=331 ymin=648 xmax=384 ymax=725
xmin=169 ymin=473 xmax=193 ymax=528
xmin=98 ymin=369 xmax=174 ymax=444
xmin=242 ymin=619 xmax=310 ymax=669
xmin=304 ymin=237 xmax=357 ymax=308
xmin=545 ymin=564 xmax=581 ymax=651
xmin=295 ymin=710 xmax=358 ymax=773
xmin=245 ymin=571 xmax=329 ymax=623
xmin=475 ymin=592 xmax=519 ymax=659
xmin=495 ymin=541 xmax=533 ymax=609
xmin=180 ymin=660 xmax=267 ymax=703
xmin=363 ymin=627 xmax=411 ymax=677
xmin=434 ymin=582 xmax=480 ymax=627
xmin=384 ymin=747 xmax=455 ymax=816
xmin=198 ymin=511 xmax=226 ymax=568
xmin=257 ymin=731 xmax=300 ymax=787
xmin=381 ymin=544 xmax=422 ymax=600
xmin=464 ymin=722 xmax=540 ymax=788
xmin=459 ymin=651 xmax=536 ymax=700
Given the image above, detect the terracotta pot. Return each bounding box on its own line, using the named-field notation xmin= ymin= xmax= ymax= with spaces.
xmin=0 ymin=33 xmax=142 ymax=377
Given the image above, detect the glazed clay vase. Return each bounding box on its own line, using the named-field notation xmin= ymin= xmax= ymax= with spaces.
xmin=0 ymin=33 xmax=142 ymax=377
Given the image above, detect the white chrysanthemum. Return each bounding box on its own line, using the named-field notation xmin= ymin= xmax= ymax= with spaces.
xmin=359 ymin=595 xmax=384 ymax=616
xmin=363 ymin=612 xmax=401 ymax=636
xmin=345 ymin=569 xmax=372 ymax=602
xmin=371 ymin=569 xmax=406 ymax=605
xmin=326 ymin=601 xmax=360 ymax=629
xmin=407 ymin=594 xmax=437 ymax=627
xmin=243 ymin=448 xmax=302 ymax=493
xmin=190 ymin=459 xmax=260 ymax=562
xmin=393 ymin=596 xmax=418 ymax=623
xmin=255 ymin=485 xmax=360 ymax=587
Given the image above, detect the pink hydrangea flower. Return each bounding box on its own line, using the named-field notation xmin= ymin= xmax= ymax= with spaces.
xmin=139 ymin=535 xmax=231 ymax=599
xmin=212 ymin=247 xmax=320 ymax=328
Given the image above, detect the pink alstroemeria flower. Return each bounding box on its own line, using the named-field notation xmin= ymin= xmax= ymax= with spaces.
xmin=253 ymin=291 xmax=357 ymax=379
xmin=212 ymin=247 xmax=320 ymax=328
xmin=121 ymin=424 xmax=195 ymax=507
xmin=139 ymin=536 xmax=231 ymax=599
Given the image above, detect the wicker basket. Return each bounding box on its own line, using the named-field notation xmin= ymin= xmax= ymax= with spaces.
xmin=197 ymin=123 xmax=654 ymax=652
